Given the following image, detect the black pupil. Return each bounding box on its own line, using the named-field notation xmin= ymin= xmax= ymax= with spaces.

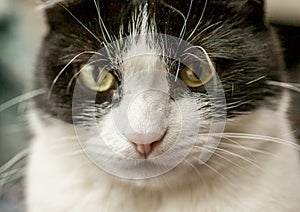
xmin=92 ymin=66 xmax=100 ymax=82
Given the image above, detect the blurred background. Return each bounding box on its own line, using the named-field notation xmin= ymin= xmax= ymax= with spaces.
xmin=0 ymin=0 xmax=46 ymax=169
xmin=0 ymin=0 xmax=46 ymax=211
xmin=0 ymin=0 xmax=299 ymax=211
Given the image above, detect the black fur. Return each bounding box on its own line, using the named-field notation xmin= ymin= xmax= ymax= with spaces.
xmin=36 ymin=0 xmax=284 ymax=123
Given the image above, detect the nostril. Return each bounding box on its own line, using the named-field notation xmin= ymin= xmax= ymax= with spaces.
xmin=125 ymin=130 xmax=165 ymax=146
xmin=132 ymin=142 xmax=154 ymax=157
xmin=131 ymin=131 xmax=166 ymax=157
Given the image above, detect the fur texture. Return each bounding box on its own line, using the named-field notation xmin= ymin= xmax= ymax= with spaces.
xmin=26 ymin=0 xmax=300 ymax=211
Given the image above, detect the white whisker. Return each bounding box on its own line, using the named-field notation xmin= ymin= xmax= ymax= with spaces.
xmin=198 ymin=132 xmax=300 ymax=151
xmin=222 ymin=133 xmax=300 ymax=150
xmin=201 ymin=162 xmax=238 ymax=189
xmin=186 ymin=0 xmax=208 ymax=41
xmin=178 ymin=0 xmax=194 ymax=42
xmin=189 ymin=21 xmax=222 ymax=43
xmin=246 ymin=75 xmax=266 ymax=85
xmin=0 ymin=149 xmax=28 ymax=174
xmin=183 ymin=45 xmax=216 ymax=72
xmin=183 ymin=160 xmax=206 ymax=185
xmin=192 ymin=146 xmax=247 ymax=170
xmin=48 ymin=51 xmax=103 ymax=99
xmin=58 ymin=3 xmax=102 ymax=43
xmin=93 ymin=0 xmax=114 ymax=44
xmin=197 ymin=145 xmax=262 ymax=170
xmin=219 ymin=142 xmax=281 ymax=159
xmin=267 ymin=80 xmax=300 ymax=93
xmin=66 ymin=58 xmax=108 ymax=93
xmin=221 ymin=136 xmax=257 ymax=160
xmin=0 ymin=89 xmax=45 ymax=112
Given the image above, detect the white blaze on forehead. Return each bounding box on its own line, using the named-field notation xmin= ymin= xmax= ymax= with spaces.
xmin=121 ymin=11 xmax=167 ymax=91
xmin=114 ymin=37 xmax=170 ymax=145
xmin=122 ymin=54 xmax=168 ymax=91
xmin=116 ymin=52 xmax=169 ymax=144
xmin=121 ymin=3 xmax=165 ymax=89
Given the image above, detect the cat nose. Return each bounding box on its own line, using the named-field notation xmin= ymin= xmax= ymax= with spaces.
xmin=132 ymin=143 xmax=153 ymax=157
xmin=129 ymin=131 xmax=166 ymax=157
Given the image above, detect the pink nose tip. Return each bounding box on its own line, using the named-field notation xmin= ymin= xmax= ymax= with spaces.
xmin=128 ymin=132 xmax=166 ymax=157
xmin=134 ymin=143 xmax=153 ymax=157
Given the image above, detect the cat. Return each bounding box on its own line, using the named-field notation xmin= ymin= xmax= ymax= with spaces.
xmin=26 ymin=0 xmax=300 ymax=211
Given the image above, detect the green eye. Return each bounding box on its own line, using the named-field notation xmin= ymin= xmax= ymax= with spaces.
xmin=180 ymin=61 xmax=216 ymax=88
xmin=79 ymin=64 xmax=117 ymax=92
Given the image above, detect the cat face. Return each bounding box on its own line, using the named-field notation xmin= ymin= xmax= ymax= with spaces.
xmin=35 ymin=0 xmax=285 ymax=181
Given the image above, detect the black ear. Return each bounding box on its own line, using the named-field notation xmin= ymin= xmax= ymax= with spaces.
xmin=229 ymin=0 xmax=265 ymax=25
xmin=38 ymin=0 xmax=85 ymax=29
xmin=245 ymin=0 xmax=265 ymax=24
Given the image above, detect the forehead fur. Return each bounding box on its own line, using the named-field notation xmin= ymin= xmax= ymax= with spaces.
xmin=40 ymin=0 xmax=264 ymax=10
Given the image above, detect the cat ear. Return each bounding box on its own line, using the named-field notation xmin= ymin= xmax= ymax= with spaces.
xmin=245 ymin=0 xmax=265 ymax=23
xmin=37 ymin=0 xmax=82 ymax=27
xmin=229 ymin=0 xmax=265 ymax=25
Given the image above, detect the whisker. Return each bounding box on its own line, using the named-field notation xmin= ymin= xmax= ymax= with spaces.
xmin=183 ymin=160 xmax=206 ymax=185
xmin=59 ymin=150 xmax=86 ymax=157
xmin=221 ymin=136 xmax=257 ymax=160
xmin=186 ymin=0 xmax=208 ymax=41
xmin=48 ymin=51 xmax=103 ymax=99
xmin=0 ymin=167 xmax=25 ymax=195
xmin=219 ymin=142 xmax=281 ymax=159
xmin=183 ymin=45 xmax=216 ymax=73
xmin=221 ymin=133 xmax=300 ymax=151
xmin=178 ymin=0 xmax=194 ymax=42
xmin=198 ymin=132 xmax=300 ymax=151
xmin=174 ymin=58 xmax=181 ymax=82
xmin=189 ymin=21 xmax=222 ymax=43
xmin=0 ymin=89 xmax=45 ymax=112
xmin=0 ymin=149 xmax=27 ymax=195
xmin=201 ymin=161 xmax=238 ymax=189
xmin=267 ymin=80 xmax=300 ymax=93
xmin=0 ymin=167 xmax=25 ymax=180
xmin=161 ymin=1 xmax=185 ymax=21
xmin=0 ymin=149 xmax=28 ymax=174
xmin=66 ymin=58 xmax=108 ymax=93
xmin=192 ymin=146 xmax=247 ymax=170
xmin=183 ymin=159 xmax=201 ymax=176
xmin=58 ymin=3 xmax=102 ymax=43
xmin=246 ymin=75 xmax=266 ymax=85
xmin=93 ymin=0 xmax=113 ymax=44
xmin=200 ymin=145 xmax=262 ymax=170
xmin=162 ymin=177 xmax=176 ymax=192
xmin=225 ymin=100 xmax=253 ymax=110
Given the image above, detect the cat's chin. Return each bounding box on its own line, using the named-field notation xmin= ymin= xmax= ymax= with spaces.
xmin=112 ymin=162 xmax=204 ymax=190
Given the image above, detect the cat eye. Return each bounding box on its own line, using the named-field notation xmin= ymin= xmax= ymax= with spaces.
xmin=179 ymin=61 xmax=216 ymax=88
xmin=79 ymin=64 xmax=117 ymax=92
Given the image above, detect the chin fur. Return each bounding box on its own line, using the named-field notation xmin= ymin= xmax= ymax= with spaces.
xmin=26 ymin=94 xmax=300 ymax=211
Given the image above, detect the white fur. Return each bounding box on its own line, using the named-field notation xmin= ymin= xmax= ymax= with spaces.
xmin=26 ymin=99 xmax=300 ymax=211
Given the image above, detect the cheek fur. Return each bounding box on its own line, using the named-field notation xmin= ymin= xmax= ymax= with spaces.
xmin=24 ymin=0 xmax=300 ymax=211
